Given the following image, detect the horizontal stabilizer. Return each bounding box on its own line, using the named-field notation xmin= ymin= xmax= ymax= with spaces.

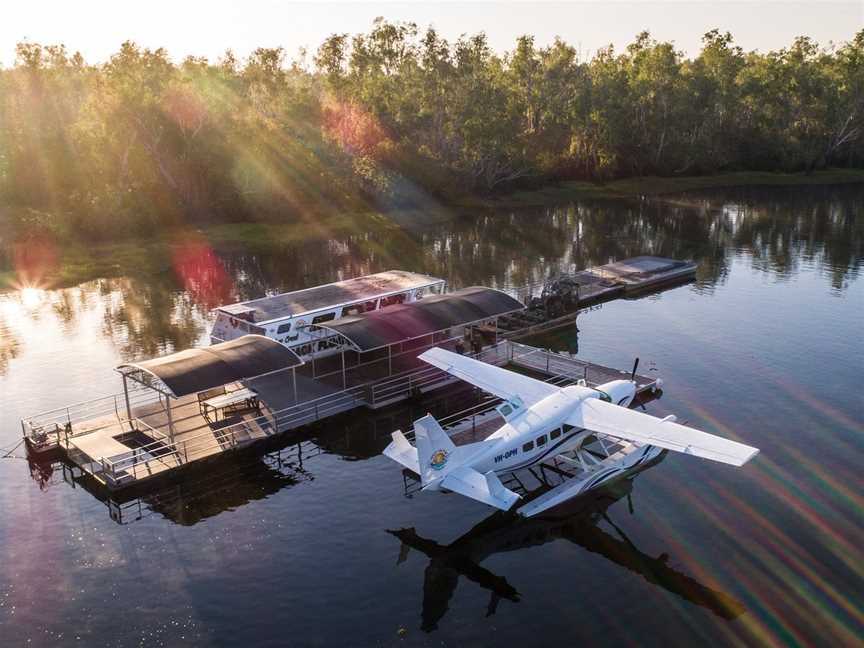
xmin=572 ymin=399 xmax=759 ymax=466
xmin=419 ymin=347 xmax=557 ymax=407
xmin=440 ymin=466 xmax=521 ymax=511
xmin=384 ymin=430 xmax=420 ymax=474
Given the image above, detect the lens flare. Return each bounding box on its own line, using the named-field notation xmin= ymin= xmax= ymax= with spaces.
xmin=170 ymin=235 xmax=235 ymax=309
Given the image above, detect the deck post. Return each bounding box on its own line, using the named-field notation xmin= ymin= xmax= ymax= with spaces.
xmin=292 ymin=367 xmax=298 ymax=404
xmin=122 ymin=373 xmax=132 ymax=422
xmin=341 ymin=351 xmax=346 ymax=390
xmin=166 ymin=395 xmax=175 ymax=440
xmin=388 ymin=344 xmax=392 ymax=376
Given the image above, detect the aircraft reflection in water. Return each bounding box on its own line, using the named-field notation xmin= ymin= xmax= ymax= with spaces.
xmin=389 ymin=458 xmax=746 ymax=632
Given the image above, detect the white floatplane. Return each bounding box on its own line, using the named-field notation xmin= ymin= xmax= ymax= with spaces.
xmin=384 ymin=347 xmax=759 ymax=517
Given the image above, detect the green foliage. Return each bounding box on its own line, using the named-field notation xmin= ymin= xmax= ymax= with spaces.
xmin=0 ymin=25 xmax=861 ymax=241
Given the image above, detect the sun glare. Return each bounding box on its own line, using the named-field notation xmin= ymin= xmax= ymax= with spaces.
xmin=19 ymin=286 xmax=46 ymax=308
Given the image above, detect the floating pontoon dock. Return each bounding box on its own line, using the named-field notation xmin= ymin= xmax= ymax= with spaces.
xmin=21 ymin=256 xmax=691 ymax=491
xmin=23 ymin=339 xmax=658 ymax=490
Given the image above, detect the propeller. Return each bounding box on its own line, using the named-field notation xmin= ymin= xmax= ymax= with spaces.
xmin=630 ymin=357 xmax=640 ymax=382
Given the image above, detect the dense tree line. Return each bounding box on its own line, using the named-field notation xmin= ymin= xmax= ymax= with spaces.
xmin=1 ymin=21 xmax=861 ymax=238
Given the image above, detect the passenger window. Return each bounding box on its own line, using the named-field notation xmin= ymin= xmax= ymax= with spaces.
xmin=277 ymin=323 xmax=292 ymax=334
xmin=550 ymin=428 xmax=561 ymax=440
xmin=522 ymin=441 xmax=534 ymax=452
xmin=312 ymin=312 xmax=336 ymax=325
xmin=536 ymin=435 xmax=547 ymax=446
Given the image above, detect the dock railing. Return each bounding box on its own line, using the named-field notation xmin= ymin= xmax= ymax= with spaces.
xmin=21 ymin=386 xmax=164 ymax=448
xmin=366 ymin=343 xmax=511 ymax=407
xmin=33 ymin=340 xmax=652 ymax=488
xmin=96 ymin=385 xmax=368 ymax=487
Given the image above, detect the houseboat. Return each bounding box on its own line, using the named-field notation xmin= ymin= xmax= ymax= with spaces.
xmin=210 ymin=270 xmax=447 ymax=358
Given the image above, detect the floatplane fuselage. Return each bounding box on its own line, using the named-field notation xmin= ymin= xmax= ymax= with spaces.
xmin=384 ymin=347 xmax=759 ymax=517
xmin=423 ymin=381 xmax=638 ymax=484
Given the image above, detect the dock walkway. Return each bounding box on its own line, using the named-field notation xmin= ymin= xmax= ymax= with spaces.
xmin=25 ymin=340 xmax=659 ymax=490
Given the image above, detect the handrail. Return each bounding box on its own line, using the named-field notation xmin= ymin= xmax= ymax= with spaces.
xmin=401 ymin=358 xmax=585 ymax=441
xmin=101 ymin=384 xmax=369 ymax=479
xmin=42 ymin=339 xmax=601 ymax=485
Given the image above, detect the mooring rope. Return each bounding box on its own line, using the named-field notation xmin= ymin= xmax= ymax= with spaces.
xmin=1 ymin=438 xmax=25 ymax=459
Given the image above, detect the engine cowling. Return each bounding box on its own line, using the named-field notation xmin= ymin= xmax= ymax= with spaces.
xmin=594 ymin=379 xmax=636 ymax=407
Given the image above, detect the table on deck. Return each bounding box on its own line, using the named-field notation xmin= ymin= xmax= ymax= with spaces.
xmin=201 ymin=388 xmax=260 ymax=422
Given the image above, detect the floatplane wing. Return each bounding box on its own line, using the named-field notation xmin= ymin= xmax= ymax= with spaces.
xmin=419 ymin=347 xmax=558 ymax=406
xmin=571 ymin=399 xmax=759 ymax=466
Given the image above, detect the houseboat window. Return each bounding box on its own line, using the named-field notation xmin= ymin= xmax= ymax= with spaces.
xmin=499 ymin=404 xmax=513 ymax=417
xmin=522 ymin=441 xmax=534 ymax=452
xmin=364 ymin=300 xmax=378 ymax=312
xmin=312 ymin=312 xmax=336 ymax=325
xmin=309 ymin=312 xmax=337 ymax=331
xmin=536 ymin=434 xmax=547 ymax=446
xmin=550 ymin=428 xmax=561 ymax=440
xmin=277 ymin=323 xmax=292 ymax=335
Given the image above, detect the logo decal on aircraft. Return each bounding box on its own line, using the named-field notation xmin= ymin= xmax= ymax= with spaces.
xmin=430 ymin=449 xmax=449 ymax=470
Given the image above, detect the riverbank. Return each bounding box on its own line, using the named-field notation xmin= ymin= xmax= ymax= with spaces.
xmin=2 ymin=171 xmax=861 ymax=290
xmin=466 ymin=168 xmax=864 ymax=208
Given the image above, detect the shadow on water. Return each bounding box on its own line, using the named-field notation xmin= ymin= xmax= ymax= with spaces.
xmin=25 ymin=383 xmax=487 ymax=524
xmin=388 ymin=457 xmax=747 ymax=633
xmin=26 ymin=415 xmax=747 ymax=632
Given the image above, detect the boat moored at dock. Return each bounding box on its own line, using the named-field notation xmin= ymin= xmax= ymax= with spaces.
xmin=210 ymin=270 xmax=446 ymax=358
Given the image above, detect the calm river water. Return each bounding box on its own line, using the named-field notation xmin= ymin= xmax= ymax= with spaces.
xmin=0 ymin=185 xmax=861 ymax=647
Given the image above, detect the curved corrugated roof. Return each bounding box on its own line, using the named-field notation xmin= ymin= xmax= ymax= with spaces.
xmin=318 ymin=287 xmax=524 ymax=352
xmin=117 ymin=335 xmax=303 ymax=398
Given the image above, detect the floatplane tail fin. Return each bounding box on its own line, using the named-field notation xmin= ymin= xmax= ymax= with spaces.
xmin=385 ymin=413 xmax=520 ymax=511
xmin=572 ymin=399 xmax=759 ymax=467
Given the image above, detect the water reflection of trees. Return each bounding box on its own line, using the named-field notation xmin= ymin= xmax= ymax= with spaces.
xmin=0 ymin=186 xmax=859 ymax=375
xmin=718 ymin=185 xmax=863 ymax=291
xmin=101 ymin=277 xmax=206 ymax=359
xmin=0 ymin=315 xmax=20 ymax=373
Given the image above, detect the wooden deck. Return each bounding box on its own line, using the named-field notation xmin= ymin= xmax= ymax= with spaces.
xmin=48 ymin=341 xmax=660 ymax=490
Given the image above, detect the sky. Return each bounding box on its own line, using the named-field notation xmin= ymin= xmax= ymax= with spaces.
xmin=2 ymin=1 xmax=862 ymax=66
